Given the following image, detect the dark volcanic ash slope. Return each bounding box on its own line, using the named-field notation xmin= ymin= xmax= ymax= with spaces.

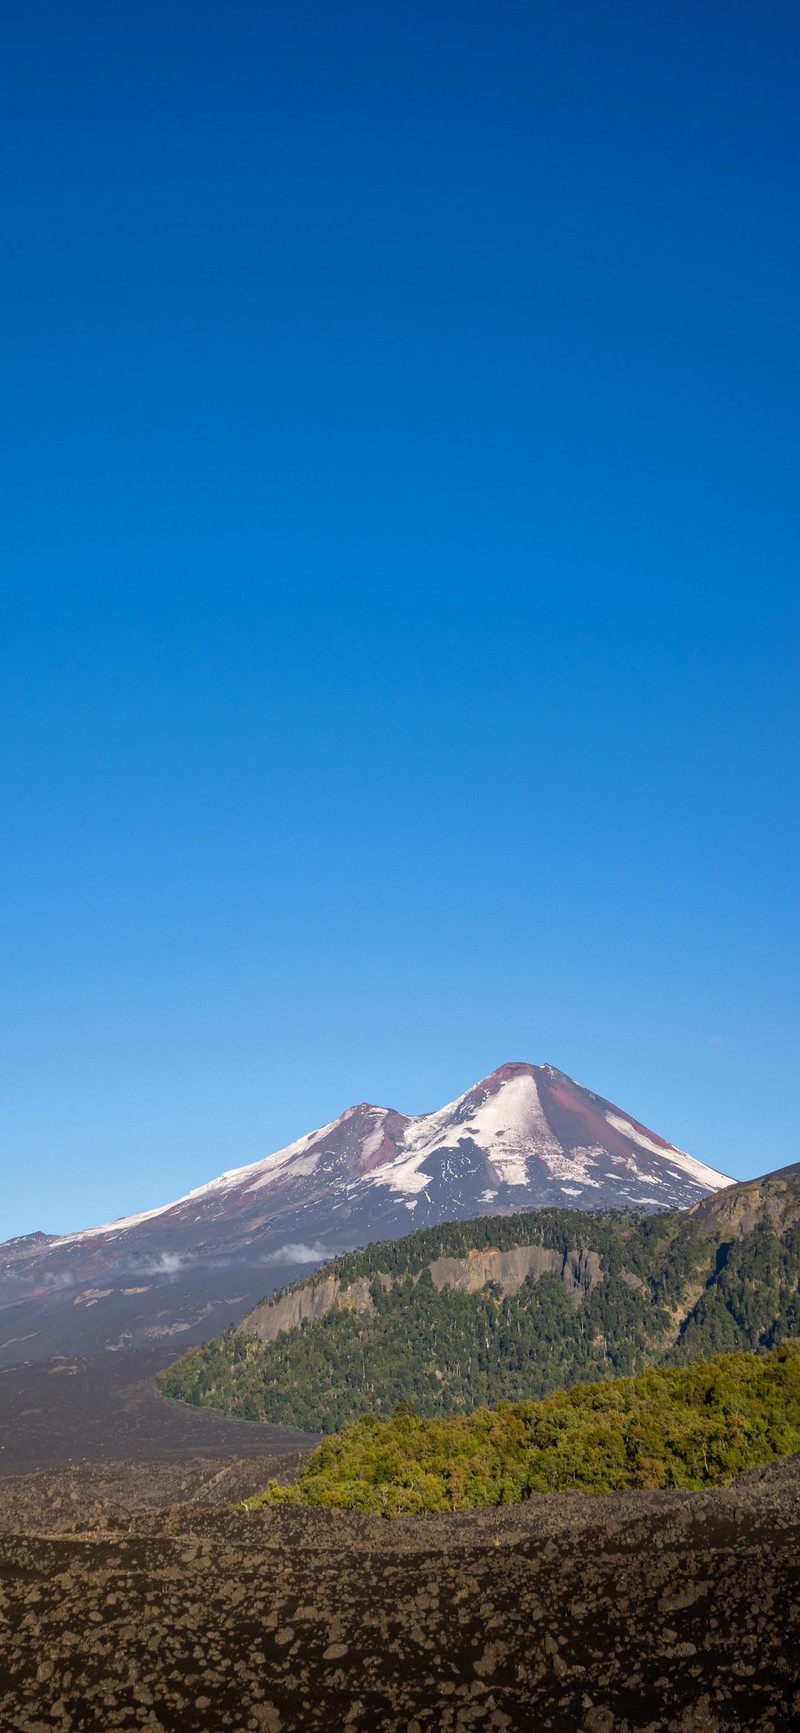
xmin=0 ymin=1348 xmax=318 ymax=1475
xmin=0 ymin=1452 xmax=798 ymax=1731
xmin=0 ymin=1062 xmax=732 ymax=1363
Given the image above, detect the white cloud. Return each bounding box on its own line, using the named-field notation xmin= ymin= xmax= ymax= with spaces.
xmin=263 ymin=1241 xmax=331 ymax=1265
xmin=134 ymin=1252 xmax=190 ymax=1277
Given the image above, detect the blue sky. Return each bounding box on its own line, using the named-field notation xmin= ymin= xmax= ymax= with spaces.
xmin=2 ymin=1 xmax=798 ymax=1238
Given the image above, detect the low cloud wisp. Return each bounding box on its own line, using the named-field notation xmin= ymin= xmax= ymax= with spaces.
xmin=263 ymin=1241 xmax=331 ymax=1265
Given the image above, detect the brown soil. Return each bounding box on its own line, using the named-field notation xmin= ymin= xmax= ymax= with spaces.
xmin=1 ymin=1450 xmax=798 ymax=1731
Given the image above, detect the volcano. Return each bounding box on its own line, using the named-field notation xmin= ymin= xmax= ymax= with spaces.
xmin=0 ymin=1063 xmax=732 ymax=1362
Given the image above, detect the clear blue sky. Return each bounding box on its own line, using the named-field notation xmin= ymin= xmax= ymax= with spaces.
xmin=2 ymin=1 xmax=798 ymax=1239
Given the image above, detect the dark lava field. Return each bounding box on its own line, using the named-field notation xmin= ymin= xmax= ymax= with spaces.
xmin=0 ymin=1350 xmax=316 ymax=1475
xmin=0 ymin=1356 xmax=799 ymax=1731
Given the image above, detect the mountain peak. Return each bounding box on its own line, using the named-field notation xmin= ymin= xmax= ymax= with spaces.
xmin=474 ymin=1060 xmax=538 ymax=1088
xmin=0 ymin=1061 xmax=734 ymax=1362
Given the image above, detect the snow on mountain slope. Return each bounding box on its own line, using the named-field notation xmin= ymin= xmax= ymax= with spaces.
xmin=351 ymin=1062 xmax=732 ymax=1212
xmin=0 ymin=1062 xmax=733 ymax=1362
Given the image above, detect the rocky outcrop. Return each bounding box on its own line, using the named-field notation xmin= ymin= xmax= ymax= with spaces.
xmin=427 ymin=1244 xmax=562 ymax=1296
xmin=243 ymin=1243 xmax=604 ymax=1344
xmin=243 ymin=1275 xmax=377 ymax=1343
xmin=692 ymin=1160 xmax=800 ymax=1240
xmin=428 ymin=1243 xmax=602 ymax=1303
xmin=561 ymin=1246 xmax=603 ymax=1300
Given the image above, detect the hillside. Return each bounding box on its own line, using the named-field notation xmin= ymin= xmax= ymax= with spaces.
xmin=159 ymin=1161 xmax=800 ymax=1432
xmin=250 ymin=1343 xmax=800 ymax=1512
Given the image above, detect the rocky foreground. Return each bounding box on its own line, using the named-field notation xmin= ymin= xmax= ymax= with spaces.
xmin=1 ymin=1451 xmax=799 ymax=1732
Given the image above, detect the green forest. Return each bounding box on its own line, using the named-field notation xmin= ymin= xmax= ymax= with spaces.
xmin=247 ymin=1343 xmax=800 ymax=1513
xmin=159 ymin=1191 xmax=800 ymax=1433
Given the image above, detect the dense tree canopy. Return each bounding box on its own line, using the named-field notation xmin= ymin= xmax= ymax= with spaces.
xmin=248 ymin=1344 xmax=800 ymax=1513
xmin=159 ymin=1203 xmax=800 ymax=1433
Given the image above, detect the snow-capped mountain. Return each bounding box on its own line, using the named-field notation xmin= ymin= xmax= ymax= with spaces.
xmin=0 ymin=1063 xmax=732 ymax=1362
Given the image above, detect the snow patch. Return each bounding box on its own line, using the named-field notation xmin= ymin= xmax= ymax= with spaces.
xmin=244 ymin=1120 xmax=340 ymax=1193
xmin=358 ymin=1113 xmax=393 ymax=1164
xmin=365 ymin=1070 xmax=565 ymax=1196
xmin=604 ymin=1113 xmax=734 ymax=1190
xmin=52 ymin=1119 xmax=341 ymax=1243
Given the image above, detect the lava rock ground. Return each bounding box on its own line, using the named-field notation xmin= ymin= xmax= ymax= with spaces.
xmin=0 ymin=1351 xmax=316 ymax=1474
xmin=1 ymin=1451 xmax=799 ymax=1732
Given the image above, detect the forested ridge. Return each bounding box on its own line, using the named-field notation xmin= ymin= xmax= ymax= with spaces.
xmin=159 ymin=1172 xmax=800 ymax=1433
xmin=248 ymin=1344 xmax=800 ymax=1512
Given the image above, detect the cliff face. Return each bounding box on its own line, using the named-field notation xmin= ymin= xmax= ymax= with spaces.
xmin=428 ymin=1243 xmax=602 ymax=1303
xmin=244 ymin=1274 xmax=378 ymax=1343
xmin=242 ymin=1242 xmax=603 ymax=1343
